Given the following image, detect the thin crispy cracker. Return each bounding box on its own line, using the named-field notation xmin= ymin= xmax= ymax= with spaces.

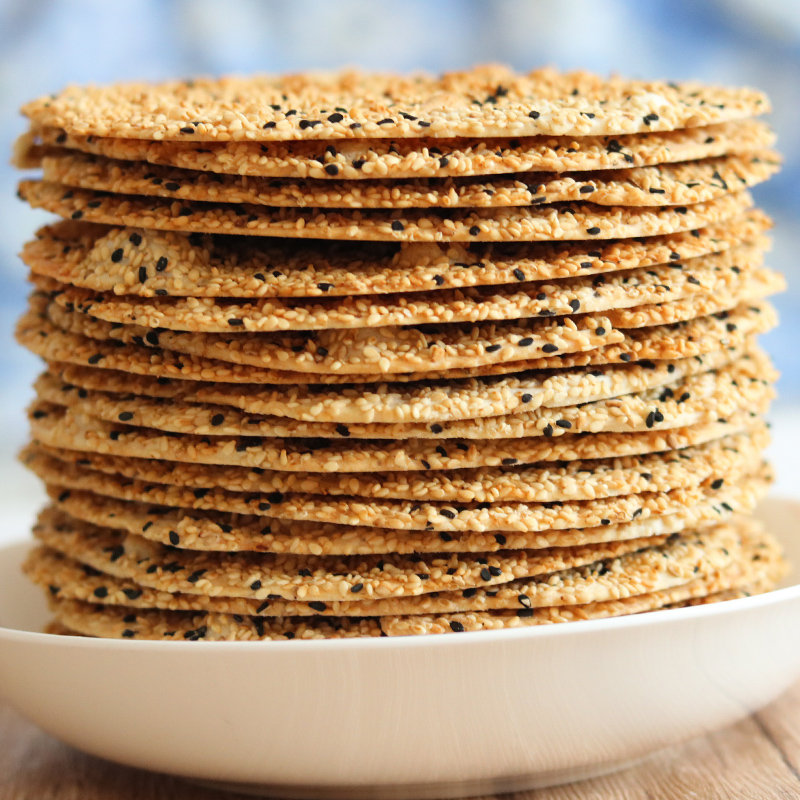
xmin=35 ymin=454 xmax=769 ymax=533
xmin=26 ymin=524 xmax=739 ymax=616
xmin=22 ymin=213 xmax=771 ymax=298
xmin=18 ymin=119 xmax=775 ymax=179
xmin=37 ymin=292 xmax=776 ymax=375
xmin=43 ymin=345 xmax=743 ymax=425
xmin=17 ymin=181 xmax=754 ymax=243
xmin=33 ymin=149 xmax=780 ymax=209
xmin=28 ymin=401 xmax=767 ymax=473
xmin=33 ymin=244 xmax=767 ymax=332
xmin=43 ymin=523 xmax=781 ymax=639
xmin=34 ymin=507 xmax=707 ymax=602
xmin=20 ymin=67 xmax=770 ymax=141
xmin=27 ymin=424 xmax=768 ymax=504
xmin=30 ymin=352 xmax=777 ymax=441
xmin=44 ymin=484 xmax=755 ymax=555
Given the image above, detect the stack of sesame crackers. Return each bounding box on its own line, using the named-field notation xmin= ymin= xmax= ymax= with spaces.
xmin=12 ymin=66 xmax=787 ymax=640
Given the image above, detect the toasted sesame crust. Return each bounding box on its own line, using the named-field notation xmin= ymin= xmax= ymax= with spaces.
xmin=13 ymin=68 xmax=786 ymax=640
xmin=29 ymin=352 xmax=777 ymax=442
xmin=26 ymin=424 xmax=768 ymax=504
xmin=26 ymin=523 xmax=739 ymax=616
xmin=36 ymin=289 xmax=778 ymax=375
xmin=43 ymin=484 xmax=758 ymax=556
xmin=40 ymin=345 xmax=743 ymax=425
xmin=42 ymin=522 xmax=780 ymax=639
xmin=17 ymin=181 xmax=754 ymax=242
xmin=39 ymin=296 xmax=621 ymax=374
xmin=381 ymin=522 xmax=782 ymax=633
xmin=31 ymin=444 xmax=769 ymax=531
xmin=22 ymin=213 xmax=771 ymax=299
xmin=20 ymin=67 xmax=770 ymax=142
xmin=28 ymin=401 xmax=762 ymax=473
xmin=31 ymin=243 xmax=769 ymax=333
xmin=32 ymin=501 xmax=749 ymax=600
xmin=35 ymin=506 xmax=714 ymax=602
xmin=31 ymin=150 xmax=781 ymax=210
xmin=605 ymin=269 xmax=783 ymax=328
xmin=17 ymin=119 xmax=775 ymax=180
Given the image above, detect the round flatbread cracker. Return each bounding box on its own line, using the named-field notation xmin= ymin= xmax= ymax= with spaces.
xmin=17 ymin=181 xmax=754 ymax=243
xmin=39 ymin=291 xmax=778 ymax=375
xmin=28 ymin=401 xmax=768 ymax=473
xmin=30 ymin=352 xmax=777 ymax=441
xmin=22 ymin=212 xmax=771 ymax=298
xmin=32 ymin=448 xmax=769 ymax=532
xmin=33 ymin=507 xmax=689 ymax=602
xmin=32 ymin=149 xmax=780 ymax=210
xmin=380 ymin=525 xmax=782 ymax=635
xmin=34 ymin=244 xmax=766 ymax=333
xmin=20 ymin=67 xmax=770 ymax=141
xmin=42 ymin=345 xmax=743 ymax=425
xmin=26 ymin=524 xmax=739 ymax=616
xmin=44 ymin=482 xmax=757 ymax=555
xmin=43 ymin=525 xmax=778 ymax=639
xmin=27 ymin=424 xmax=769 ymax=504
xmin=40 ymin=296 xmax=621 ymax=375
xmin=17 ymin=119 xmax=775 ymax=180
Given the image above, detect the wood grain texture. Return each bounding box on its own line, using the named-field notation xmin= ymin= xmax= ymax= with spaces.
xmin=2 ymin=685 xmax=800 ymax=800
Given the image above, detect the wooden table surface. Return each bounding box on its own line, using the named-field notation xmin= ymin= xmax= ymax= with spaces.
xmin=2 ymin=684 xmax=800 ymax=800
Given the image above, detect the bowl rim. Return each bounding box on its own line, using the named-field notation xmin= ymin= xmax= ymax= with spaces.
xmin=3 ymin=528 xmax=798 ymax=653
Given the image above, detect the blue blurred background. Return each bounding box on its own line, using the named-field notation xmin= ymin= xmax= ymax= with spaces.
xmin=0 ymin=0 xmax=797 ymax=536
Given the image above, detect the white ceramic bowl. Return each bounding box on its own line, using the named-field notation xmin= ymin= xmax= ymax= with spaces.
xmin=1 ymin=498 xmax=800 ymax=799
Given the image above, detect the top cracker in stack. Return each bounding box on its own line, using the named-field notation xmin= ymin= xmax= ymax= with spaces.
xmin=11 ymin=65 xmax=786 ymax=639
